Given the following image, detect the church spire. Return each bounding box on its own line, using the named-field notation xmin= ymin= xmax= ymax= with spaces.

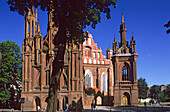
xmin=121 ymin=13 xmax=125 ymax=23
xmin=119 ymin=13 xmax=127 ymax=47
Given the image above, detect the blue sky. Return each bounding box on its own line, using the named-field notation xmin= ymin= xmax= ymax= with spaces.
xmin=0 ymin=0 xmax=170 ymax=86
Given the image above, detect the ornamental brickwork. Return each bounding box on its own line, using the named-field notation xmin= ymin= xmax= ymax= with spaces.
xmin=21 ymin=7 xmax=138 ymax=111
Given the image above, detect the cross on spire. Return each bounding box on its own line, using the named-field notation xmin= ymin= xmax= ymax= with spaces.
xmin=121 ymin=8 xmax=124 ymax=13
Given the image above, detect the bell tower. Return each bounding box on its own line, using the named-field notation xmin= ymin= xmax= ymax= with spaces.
xmin=112 ymin=14 xmax=138 ymax=106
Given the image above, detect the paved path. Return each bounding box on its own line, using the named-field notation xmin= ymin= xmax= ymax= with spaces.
xmin=83 ymin=105 xmax=170 ymax=112
xmin=1 ymin=104 xmax=170 ymax=112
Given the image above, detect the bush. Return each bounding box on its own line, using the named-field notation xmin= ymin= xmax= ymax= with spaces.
xmin=85 ymin=88 xmax=95 ymax=95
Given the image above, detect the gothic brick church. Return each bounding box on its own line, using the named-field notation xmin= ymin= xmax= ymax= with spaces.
xmin=21 ymin=7 xmax=138 ymax=111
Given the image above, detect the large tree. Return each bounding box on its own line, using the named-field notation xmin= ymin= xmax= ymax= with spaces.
xmin=149 ymin=85 xmax=161 ymax=99
xmin=0 ymin=40 xmax=22 ymax=108
xmin=164 ymin=84 xmax=170 ymax=98
xmin=7 ymin=0 xmax=117 ymax=111
xmin=138 ymin=78 xmax=148 ymax=99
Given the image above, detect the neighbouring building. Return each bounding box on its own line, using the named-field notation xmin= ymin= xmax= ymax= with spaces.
xmin=21 ymin=7 xmax=138 ymax=111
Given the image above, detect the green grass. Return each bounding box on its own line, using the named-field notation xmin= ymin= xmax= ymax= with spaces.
xmin=138 ymin=102 xmax=150 ymax=105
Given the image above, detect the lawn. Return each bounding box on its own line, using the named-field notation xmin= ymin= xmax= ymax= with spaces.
xmin=138 ymin=102 xmax=150 ymax=105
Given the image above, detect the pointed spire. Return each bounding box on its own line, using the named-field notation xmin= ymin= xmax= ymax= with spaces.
xmin=31 ymin=6 xmax=34 ymax=15
xmin=119 ymin=13 xmax=127 ymax=47
xmin=122 ymin=14 xmax=125 ymax=23
xmin=131 ymin=32 xmax=134 ymax=40
xmin=35 ymin=8 xmax=37 ymax=19
xmin=114 ymin=37 xmax=116 ymax=42
xmin=28 ymin=8 xmax=31 ymax=15
xmin=37 ymin=23 xmax=40 ymax=32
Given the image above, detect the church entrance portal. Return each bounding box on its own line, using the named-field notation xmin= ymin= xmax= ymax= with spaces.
xmin=96 ymin=96 xmax=102 ymax=105
xmin=122 ymin=92 xmax=130 ymax=105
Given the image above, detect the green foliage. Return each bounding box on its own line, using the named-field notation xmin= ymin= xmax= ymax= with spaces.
xmin=164 ymin=84 xmax=170 ymax=97
xmin=164 ymin=20 xmax=170 ymax=34
xmin=0 ymin=40 xmax=22 ymax=106
xmin=0 ymin=89 xmax=11 ymax=103
xmin=7 ymin=0 xmax=117 ymax=44
xmin=85 ymin=88 xmax=95 ymax=95
xmin=158 ymin=92 xmax=169 ymax=101
xmin=149 ymin=85 xmax=161 ymax=99
xmin=138 ymin=78 xmax=148 ymax=99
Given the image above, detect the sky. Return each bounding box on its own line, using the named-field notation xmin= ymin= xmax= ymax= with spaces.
xmin=0 ymin=0 xmax=170 ymax=87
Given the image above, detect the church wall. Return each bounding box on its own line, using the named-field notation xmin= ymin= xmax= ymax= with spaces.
xmin=21 ymin=8 xmax=138 ymax=111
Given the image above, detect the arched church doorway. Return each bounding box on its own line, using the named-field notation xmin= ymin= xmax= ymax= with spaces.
xmin=62 ymin=96 xmax=68 ymax=110
xmin=122 ymin=92 xmax=130 ymax=105
xmin=35 ymin=97 xmax=41 ymax=111
xmin=96 ymin=96 xmax=102 ymax=105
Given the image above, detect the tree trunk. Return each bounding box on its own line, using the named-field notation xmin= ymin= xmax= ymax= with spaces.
xmin=46 ymin=1 xmax=67 ymax=111
xmin=46 ymin=33 xmax=67 ymax=112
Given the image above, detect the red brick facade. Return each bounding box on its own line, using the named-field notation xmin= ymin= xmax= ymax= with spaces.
xmin=21 ymin=8 xmax=138 ymax=111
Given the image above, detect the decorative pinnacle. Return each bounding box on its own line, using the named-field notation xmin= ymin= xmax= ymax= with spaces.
xmin=132 ymin=32 xmax=134 ymax=40
xmin=122 ymin=14 xmax=125 ymax=23
xmin=121 ymin=8 xmax=125 ymax=23
xmin=38 ymin=23 xmax=40 ymax=32
xmin=114 ymin=37 xmax=116 ymax=42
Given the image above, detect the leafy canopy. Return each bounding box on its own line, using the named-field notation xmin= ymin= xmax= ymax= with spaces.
xmin=164 ymin=20 xmax=170 ymax=34
xmin=164 ymin=84 xmax=170 ymax=98
xmin=7 ymin=0 xmax=117 ymax=43
xmin=0 ymin=40 xmax=22 ymax=104
xmin=149 ymin=85 xmax=161 ymax=99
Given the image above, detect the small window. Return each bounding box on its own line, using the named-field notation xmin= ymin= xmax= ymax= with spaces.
xmin=84 ymin=59 xmax=87 ymax=63
xmin=85 ymin=47 xmax=91 ymax=58
xmin=89 ymin=59 xmax=92 ymax=64
xmin=102 ymin=60 xmax=104 ymax=64
xmin=98 ymin=52 xmax=100 ymax=58
xmin=88 ymin=38 xmax=91 ymax=45
xmin=98 ymin=60 xmax=100 ymax=64
xmin=93 ymin=52 xmax=96 ymax=58
xmin=93 ymin=59 xmax=96 ymax=64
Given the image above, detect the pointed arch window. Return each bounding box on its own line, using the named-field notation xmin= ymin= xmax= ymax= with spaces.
xmin=65 ymin=51 xmax=67 ymax=60
xmin=38 ymin=51 xmax=40 ymax=63
xmin=46 ymin=70 xmax=50 ymax=85
xmin=85 ymin=70 xmax=93 ymax=87
xmin=101 ymin=72 xmax=107 ymax=92
xmin=122 ymin=66 xmax=128 ymax=81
